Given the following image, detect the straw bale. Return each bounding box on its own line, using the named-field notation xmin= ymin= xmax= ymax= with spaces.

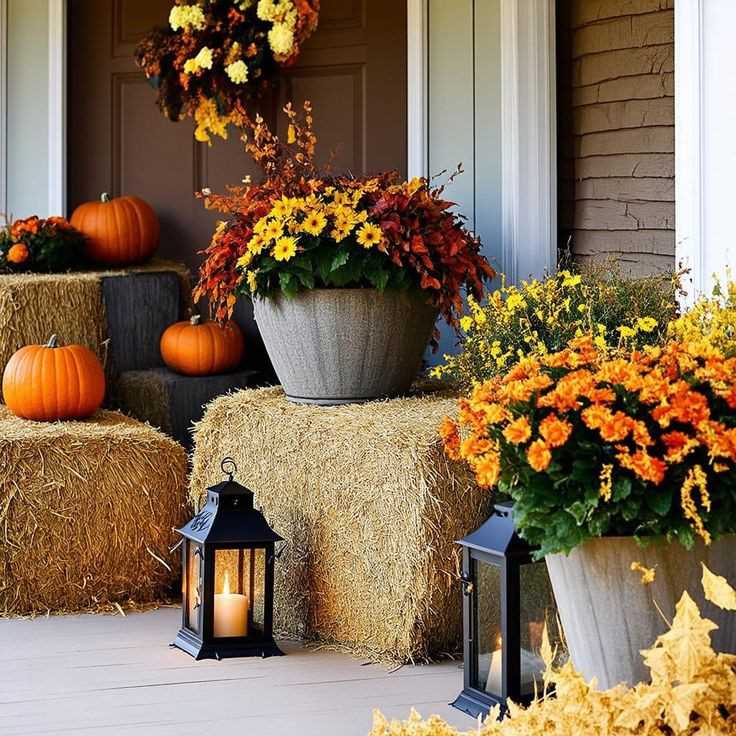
xmin=190 ymin=386 xmax=490 ymax=663
xmin=0 ymin=259 xmax=190 ymax=398
xmin=0 ymin=406 xmax=190 ymax=615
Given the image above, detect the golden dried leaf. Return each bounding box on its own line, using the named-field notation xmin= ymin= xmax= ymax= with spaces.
xmin=630 ymin=560 xmax=656 ymax=585
xmin=702 ymin=563 xmax=736 ymax=611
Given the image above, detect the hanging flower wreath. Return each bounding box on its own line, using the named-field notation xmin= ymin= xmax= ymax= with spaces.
xmin=135 ymin=0 xmax=320 ymax=143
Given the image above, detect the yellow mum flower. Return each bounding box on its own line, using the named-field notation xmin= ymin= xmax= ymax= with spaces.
xmin=248 ymin=235 xmax=266 ymax=254
xmin=273 ymin=236 xmax=298 ymax=262
xmin=271 ymin=197 xmax=294 ymax=219
xmin=195 ymin=46 xmax=214 ymax=69
xmin=225 ymin=60 xmax=249 ymax=84
xmin=264 ymin=220 xmax=284 ymax=241
xmin=301 ymin=211 xmax=327 ymax=236
xmin=268 ymin=23 xmax=295 ymax=57
xmin=637 ymin=316 xmax=658 ymax=333
xmin=356 ymin=222 xmax=383 ymax=249
xmin=169 ymin=4 xmax=206 ymax=31
xmin=236 ymin=251 xmax=253 ymax=269
xmin=246 ymin=270 xmax=258 ymax=293
xmin=460 ymin=316 xmax=473 ymax=332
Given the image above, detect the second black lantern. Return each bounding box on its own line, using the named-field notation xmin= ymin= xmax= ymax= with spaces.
xmin=173 ymin=458 xmax=284 ymax=660
xmin=451 ymin=503 xmax=561 ymax=719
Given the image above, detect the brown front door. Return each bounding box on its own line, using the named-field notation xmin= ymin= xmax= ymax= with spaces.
xmin=67 ymin=0 xmax=407 ymax=274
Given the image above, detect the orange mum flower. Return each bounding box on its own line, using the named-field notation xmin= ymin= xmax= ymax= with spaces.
xmin=527 ymin=439 xmax=552 ymax=472
xmin=617 ymin=449 xmax=666 ymax=485
xmin=539 ymin=415 xmax=573 ymax=448
xmin=474 ymin=451 xmax=500 ymax=488
xmin=503 ymin=416 xmax=532 ymax=445
xmin=6 ymin=243 xmax=29 ymax=264
xmin=439 ymin=417 xmax=461 ymax=460
xmin=460 ymin=436 xmax=493 ymax=460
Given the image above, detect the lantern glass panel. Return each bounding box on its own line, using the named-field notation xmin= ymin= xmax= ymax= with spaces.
xmin=185 ymin=541 xmax=201 ymax=634
xmin=519 ymin=560 xmax=559 ymax=697
xmin=250 ymin=547 xmax=266 ymax=635
xmin=474 ymin=558 xmax=503 ymax=695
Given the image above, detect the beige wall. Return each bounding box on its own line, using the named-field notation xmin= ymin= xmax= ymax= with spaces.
xmin=566 ymin=0 xmax=675 ymax=275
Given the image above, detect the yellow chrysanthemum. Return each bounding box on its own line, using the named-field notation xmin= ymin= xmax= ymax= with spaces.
xmin=169 ymin=4 xmax=206 ymax=31
xmin=273 ymin=236 xmax=298 ymax=262
xmin=264 ymin=220 xmax=284 ymax=241
xmin=268 ymin=23 xmax=295 ymax=57
xmin=246 ymin=270 xmax=258 ymax=293
xmin=301 ymin=211 xmax=327 ymax=236
xmin=225 ymin=60 xmax=249 ymax=85
xmin=356 ymin=222 xmax=383 ymax=249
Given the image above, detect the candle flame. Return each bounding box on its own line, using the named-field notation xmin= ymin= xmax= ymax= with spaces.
xmin=497 ymin=634 xmax=503 ymax=649
xmin=223 ymin=571 xmax=230 ymax=596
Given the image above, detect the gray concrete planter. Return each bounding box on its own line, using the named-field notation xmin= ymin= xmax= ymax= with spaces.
xmin=546 ymin=535 xmax=736 ymax=689
xmin=253 ymin=288 xmax=438 ymax=405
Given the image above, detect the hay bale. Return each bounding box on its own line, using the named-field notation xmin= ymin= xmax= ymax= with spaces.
xmin=0 ymin=406 xmax=190 ymax=615
xmin=0 ymin=259 xmax=190 ymax=397
xmin=190 ymin=386 xmax=490 ymax=663
xmin=113 ymin=367 xmax=259 ymax=449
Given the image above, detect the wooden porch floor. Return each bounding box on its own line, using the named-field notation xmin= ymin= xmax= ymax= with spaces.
xmin=0 ymin=608 xmax=471 ymax=735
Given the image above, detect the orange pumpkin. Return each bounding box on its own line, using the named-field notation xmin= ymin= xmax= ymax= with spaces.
xmin=2 ymin=335 xmax=106 ymax=421
xmin=160 ymin=316 xmax=245 ymax=376
xmin=70 ymin=193 xmax=160 ymax=265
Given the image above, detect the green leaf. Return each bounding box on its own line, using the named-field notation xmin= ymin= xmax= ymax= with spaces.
xmin=278 ymin=271 xmax=299 ymax=298
xmin=330 ymin=249 xmax=350 ymax=272
xmin=612 ymin=476 xmax=633 ymax=502
xmin=645 ymin=487 xmax=673 ymax=516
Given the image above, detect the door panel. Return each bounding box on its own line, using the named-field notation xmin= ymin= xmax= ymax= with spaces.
xmin=68 ymin=0 xmax=407 ymax=272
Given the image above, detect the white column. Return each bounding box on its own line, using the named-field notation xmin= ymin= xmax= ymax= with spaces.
xmin=676 ymin=0 xmax=736 ymax=301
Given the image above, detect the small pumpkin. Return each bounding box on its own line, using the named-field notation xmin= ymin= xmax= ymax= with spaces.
xmin=160 ymin=315 xmax=245 ymax=376
xmin=2 ymin=335 xmax=106 ymax=421
xmin=70 ymin=192 xmax=160 ymax=265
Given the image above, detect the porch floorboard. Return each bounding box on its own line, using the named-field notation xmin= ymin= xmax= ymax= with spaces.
xmin=0 ymin=608 xmax=470 ymax=735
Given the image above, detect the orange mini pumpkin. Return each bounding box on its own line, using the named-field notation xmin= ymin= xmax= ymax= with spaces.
xmin=70 ymin=192 xmax=160 ymax=265
xmin=160 ymin=316 xmax=245 ymax=376
xmin=2 ymin=335 xmax=106 ymax=421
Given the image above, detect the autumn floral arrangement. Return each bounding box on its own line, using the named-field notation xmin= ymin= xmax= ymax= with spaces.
xmin=0 ymin=216 xmax=86 ymax=273
xmin=441 ymin=326 xmax=736 ymax=557
xmin=194 ymin=102 xmax=495 ymax=342
xmin=135 ymin=0 xmax=320 ymax=143
xmin=369 ymin=565 xmax=736 ymax=736
xmin=433 ymin=265 xmax=678 ymax=390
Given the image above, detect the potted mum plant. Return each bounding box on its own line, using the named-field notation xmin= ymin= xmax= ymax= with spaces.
xmin=0 ymin=216 xmax=86 ymax=273
xmin=195 ymin=102 xmax=495 ymax=404
xmin=442 ymin=320 xmax=736 ymax=688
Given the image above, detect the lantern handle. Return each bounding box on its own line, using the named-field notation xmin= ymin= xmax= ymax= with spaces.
xmin=221 ymin=457 xmax=238 ymax=480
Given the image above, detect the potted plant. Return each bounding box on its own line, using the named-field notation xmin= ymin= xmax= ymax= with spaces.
xmin=441 ymin=320 xmax=736 ymax=688
xmin=195 ymin=102 xmax=495 ymax=404
xmin=0 ymin=215 xmax=86 ymax=273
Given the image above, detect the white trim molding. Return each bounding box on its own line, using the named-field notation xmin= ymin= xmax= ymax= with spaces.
xmin=0 ymin=0 xmax=8 ymax=218
xmin=48 ymin=0 xmax=67 ymax=216
xmin=406 ymin=0 xmax=428 ymax=179
xmin=675 ymin=0 xmax=704 ymax=303
xmin=500 ymin=0 xmax=557 ymax=283
xmin=676 ymin=0 xmax=736 ymax=302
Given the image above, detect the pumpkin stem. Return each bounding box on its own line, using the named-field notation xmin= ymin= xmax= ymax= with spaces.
xmin=190 ymin=315 xmax=202 ymax=326
xmin=101 ymin=192 xmax=111 ymax=203
xmin=46 ymin=334 xmax=59 ymax=348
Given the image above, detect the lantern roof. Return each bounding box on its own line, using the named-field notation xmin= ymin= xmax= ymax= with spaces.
xmin=457 ymin=502 xmax=532 ymax=558
xmin=177 ymin=460 xmax=283 ymax=545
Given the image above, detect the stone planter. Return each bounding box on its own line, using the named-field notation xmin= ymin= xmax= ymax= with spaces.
xmin=253 ymin=288 xmax=438 ymax=405
xmin=546 ymin=535 xmax=736 ymax=689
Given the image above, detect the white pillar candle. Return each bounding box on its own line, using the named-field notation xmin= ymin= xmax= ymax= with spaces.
xmin=214 ymin=572 xmax=249 ymax=638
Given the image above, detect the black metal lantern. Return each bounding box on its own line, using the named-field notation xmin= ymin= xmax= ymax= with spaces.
xmin=451 ymin=503 xmax=560 ymax=719
xmin=173 ymin=458 xmax=284 ymax=660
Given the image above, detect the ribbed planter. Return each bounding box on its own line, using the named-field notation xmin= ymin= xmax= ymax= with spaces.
xmin=546 ymin=535 xmax=736 ymax=689
xmin=253 ymin=288 xmax=438 ymax=405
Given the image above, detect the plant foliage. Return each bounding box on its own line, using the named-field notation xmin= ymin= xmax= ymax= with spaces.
xmin=0 ymin=216 xmax=86 ymax=273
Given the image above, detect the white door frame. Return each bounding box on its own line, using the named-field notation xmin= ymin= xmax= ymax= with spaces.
xmin=0 ymin=0 xmax=8 ymax=217
xmin=407 ymin=0 xmax=557 ymax=282
xmin=0 ymin=0 xmax=65 ymax=219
